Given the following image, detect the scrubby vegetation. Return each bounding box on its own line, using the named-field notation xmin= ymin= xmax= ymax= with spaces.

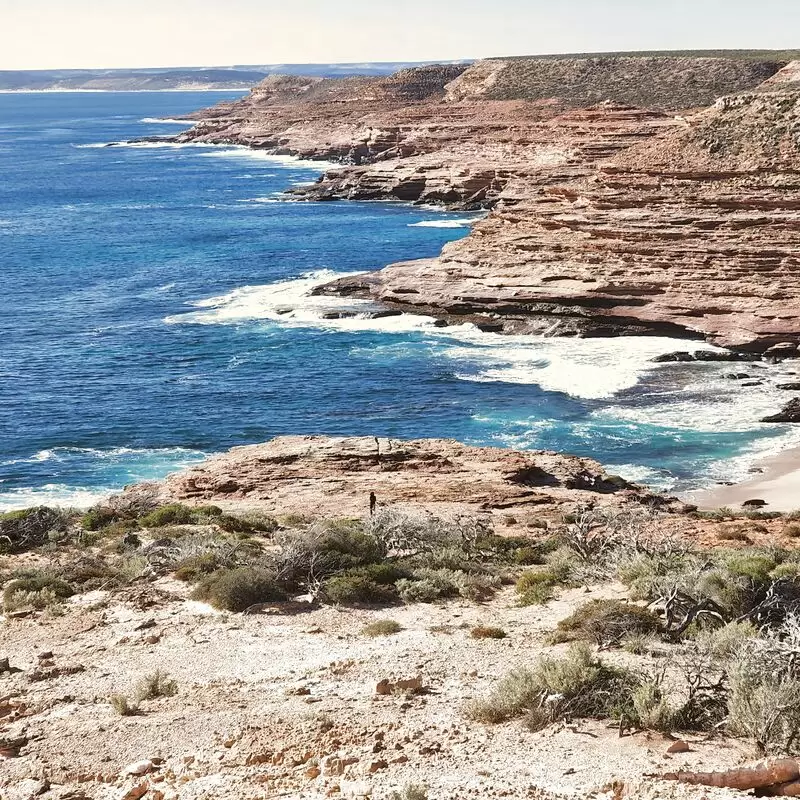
xmin=13 ymin=495 xmax=800 ymax=759
xmin=362 ymin=619 xmax=403 ymax=637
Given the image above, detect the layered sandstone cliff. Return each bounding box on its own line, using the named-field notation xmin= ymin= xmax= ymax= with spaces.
xmin=179 ymin=54 xmax=800 ymax=351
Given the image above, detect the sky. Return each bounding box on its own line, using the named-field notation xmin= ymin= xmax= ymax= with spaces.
xmin=1 ymin=0 xmax=798 ymax=71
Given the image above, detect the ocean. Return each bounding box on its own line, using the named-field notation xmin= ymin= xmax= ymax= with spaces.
xmin=1 ymin=91 xmax=797 ymax=510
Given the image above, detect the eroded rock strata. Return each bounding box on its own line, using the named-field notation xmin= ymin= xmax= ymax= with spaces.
xmin=180 ymin=55 xmax=800 ymax=351
xmin=126 ymin=435 xmax=668 ymax=522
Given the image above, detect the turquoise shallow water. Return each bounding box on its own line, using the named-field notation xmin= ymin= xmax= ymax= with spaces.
xmin=0 ymin=92 xmax=797 ymax=509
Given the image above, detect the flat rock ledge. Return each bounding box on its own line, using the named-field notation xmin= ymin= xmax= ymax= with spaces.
xmin=123 ymin=435 xmax=668 ymax=521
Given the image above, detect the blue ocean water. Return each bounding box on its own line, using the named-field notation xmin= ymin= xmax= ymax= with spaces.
xmin=1 ymin=92 xmax=796 ymax=509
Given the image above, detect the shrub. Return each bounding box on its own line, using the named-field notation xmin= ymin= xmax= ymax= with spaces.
xmin=0 ymin=506 xmax=71 ymax=553
xmin=321 ymin=575 xmax=397 ymax=607
xmin=622 ymin=632 xmax=662 ymax=656
xmin=191 ymin=566 xmax=286 ymax=612
xmin=388 ymin=786 xmax=428 ymax=800
xmin=396 ymin=578 xmax=442 ymax=604
xmin=2 ymin=574 xmax=74 ymax=612
xmin=110 ymin=693 xmax=138 ymax=716
xmin=694 ymin=621 xmax=758 ymax=659
xmin=717 ymin=526 xmax=751 ymax=543
xmin=516 ymin=568 xmax=563 ymax=606
xmin=471 ymin=626 xmax=507 ymax=640
xmin=466 ymin=643 xmax=638 ymax=727
xmin=362 ymin=619 xmax=403 ymax=637
xmin=81 ymin=506 xmax=122 ymax=531
xmin=174 ymin=552 xmax=226 ymax=582
xmin=134 ymin=670 xmax=178 ymax=701
xmin=631 ymin=679 xmax=676 ymax=732
xmin=723 ymin=552 xmax=778 ymax=583
xmin=784 ymin=524 xmax=800 ymax=538
xmin=556 ymin=599 xmax=662 ymax=647
xmin=138 ymin=504 xmax=196 ymax=528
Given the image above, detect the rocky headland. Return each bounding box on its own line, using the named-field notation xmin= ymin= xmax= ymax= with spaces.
xmin=179 ymin=53 xmax=800 ymax=351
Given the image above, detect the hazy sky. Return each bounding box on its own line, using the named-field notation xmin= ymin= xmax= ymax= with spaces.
xmin=1 ymin=0 xmax=798 ymax=70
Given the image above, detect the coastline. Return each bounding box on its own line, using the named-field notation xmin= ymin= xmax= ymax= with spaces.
xmin=684 ymin=444 xmax=800 ymax=512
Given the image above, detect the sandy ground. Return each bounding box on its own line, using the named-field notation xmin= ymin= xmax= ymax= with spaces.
xmin=0 ymin=579 xmax=749 ymax=800
xmin=686 ymin=445 xmax=800 ymax=512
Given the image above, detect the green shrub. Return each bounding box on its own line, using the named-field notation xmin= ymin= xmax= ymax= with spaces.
xmin=516 ymin=568 xmax=561 ymax=605
xmin=81 ymin=506 xmax=122 ymax=531
xmin=362 ymin=619 xmax=403 ymax=637
xmin=396 ymin=578 xmax=442 ymax=604
xmin=322 ymin=575 xmax=397 ymax=607
xmin=191 ymin=567 xmax=286 ymax=611
xmin=134 ymin=670 xmax=178 ymax=701
xmin=466 ymin=643 xmax=638 ymax=727
xmin=174 ymin=552 xmax=226 ymax=583
xmin=138 ymin=504 xmax=196 ymax=528
xmin=694 ymin=620 xmax=758 ymax=659
xmin=723 ymin=552 xmax=778 ymax=583
xmin=2 ymin=573 xmax=74 ymax=612
xmin=556 ymin=599 xmax=661 ymax=646
xmin=471 ymin=626 xmax=507 ymax=640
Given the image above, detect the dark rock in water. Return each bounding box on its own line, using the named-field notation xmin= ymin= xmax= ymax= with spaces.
xmin=742 ymin=498 xmax=768 ymax=508
xmin=748 ymin=467 xmax=765 ymax=474
xmin=475 ymin=321 xmax=504 ymax=333
xmin=778 ymin=382 xmax=800 ymax=390
xmin=761 ymin=398 xmax=800 ymax=423
xmin=741 ymin=380 xmax=763 ymax=387
xmin=723 ymin=372 xmax=751 ymax=379
xmin=651 ymin=351 xmax=759 ymax=364
xmin=433 ymin=319 xmax=449 ymax=328
xmin=368 ymin=309 xmax=403 ymax=319
xmin=320 ymin=311 xmax=357 ymax=319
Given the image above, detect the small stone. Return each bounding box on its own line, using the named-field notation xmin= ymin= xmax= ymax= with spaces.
xmin=666 ymin=740 xmax=691 ymax=754
xmin=121 ymin=784 xmax=148 ymax=800
xmin=367 ymin=760 xmax=387 ymax=773
xmin=305 ymin=766 xmax=321 ymax=779
xmin=124 ymin=759 xmax=155 ymax=776
xmin=37 ymin=651 xmax=54 ymax=661
xmin=144 ymin=634 xmax=161 ymax=645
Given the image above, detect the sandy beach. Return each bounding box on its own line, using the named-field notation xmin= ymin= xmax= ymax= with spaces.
xmin=686 ymin=445 xmax=800 ymax=512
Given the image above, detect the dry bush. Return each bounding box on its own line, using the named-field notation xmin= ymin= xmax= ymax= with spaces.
xmin=554 ymin=599 xmax=662 ymax=647
xmin=362 ymin=619 xmax=403 ymax=637
xmin=470 ymin=626 xmax=507 ymax=640
xmin=134 ymin=670 xmax=178 ymax=702
xmin=191 ymin=566 xmax=286 ymax=611
xmin=388 ymin=786 xmax=428 ymax=800
xmin=0 ymin=507 xmax=71 ymax=553
xmin=369 ymin=508 xmax=487 ymax=556
xmin=466 ymin=642 xmax=638 ymax=727
xmin=110 ymin=693 xmax=138 ymax=716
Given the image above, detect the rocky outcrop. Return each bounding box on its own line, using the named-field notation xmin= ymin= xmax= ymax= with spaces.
xmin=180 ymin=54 xmax=800 ymax=351
xmin=127 ymin=435 xmax=664 ymax=520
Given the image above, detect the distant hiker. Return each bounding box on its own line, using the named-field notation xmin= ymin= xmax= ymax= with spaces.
xmin=370 ymin=491 xmax=377 ymax=516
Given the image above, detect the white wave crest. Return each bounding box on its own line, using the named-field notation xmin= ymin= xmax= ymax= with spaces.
xmin=165 ymin=270 xmax=443 ymax=333
xmin=408 ymin=218 xmax=475 ymax=229
xmin=140 ymin=118 xmax=191 ymax=125
xmin=0 ymin=485 xmax=112 ymax=512
xmin=199 ymin=147 xmax=336 ymax=170
xmin=446 ymin=333 xmax=720 ymax=400
xmin=1 ymin=445 xmax=205 ymax=469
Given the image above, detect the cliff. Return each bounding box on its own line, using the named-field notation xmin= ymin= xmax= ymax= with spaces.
xmin=179 ymin=53 xmax=800 ymax=351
